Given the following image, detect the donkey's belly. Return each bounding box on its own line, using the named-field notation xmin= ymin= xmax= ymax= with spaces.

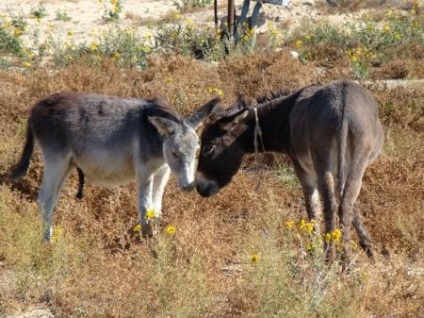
xmin=84 ymin=167 xmax=135 ymax=187
xmin=74 ymin=150 xmax=136 ymax=187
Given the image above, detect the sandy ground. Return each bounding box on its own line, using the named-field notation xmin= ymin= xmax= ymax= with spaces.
xmin=0 ymin=0 xmax=348 ymax=50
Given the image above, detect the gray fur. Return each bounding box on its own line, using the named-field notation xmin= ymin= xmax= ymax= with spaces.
xmin=11 ymin=92 xmax=220 ymax=240
xmin=196 ymin=80 xmax=384 ymax=261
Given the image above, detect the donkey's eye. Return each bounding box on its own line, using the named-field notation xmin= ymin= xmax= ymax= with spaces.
xmin=202 ymin=145 xmax=215 ymax=157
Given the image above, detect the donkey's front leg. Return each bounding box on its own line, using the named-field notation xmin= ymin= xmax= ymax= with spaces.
xmin=152 ymin=165 xmax=171 ymax=219
xmin=137 ymin=174 xmax=154 ymax=237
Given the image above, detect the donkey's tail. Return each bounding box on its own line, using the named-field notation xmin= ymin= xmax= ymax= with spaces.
xmin=337 ymin=84 xmax=348 ymax=198
xmin=11 ymin=124 xmax=35 ymax=179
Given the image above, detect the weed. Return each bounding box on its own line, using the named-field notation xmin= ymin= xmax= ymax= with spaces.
xmin=290 ymin=8 xmax=424 ymax=79
xmin=174 ymin=0 xmax=213 ymax=12
xmin=46 ymin=26 xmax=153 ymax=69
xmin=0 ymin=17 xmax=23 ymax=57
xmin=154 ymin=17 xmax=225 ymax=60
xmin=277 ymin=165 xmax=299 ymax=190
xmin=30 ymin=3 xmax=47 ymax=20
xmin=102 ymin=0 xmax=122 ymax=22
xmin=55 ymin=10 xmax=71 ymax=22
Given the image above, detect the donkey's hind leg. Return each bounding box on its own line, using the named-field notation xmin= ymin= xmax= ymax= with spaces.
xmin=318 ymin=171 xmax=338 ymax=261
xmin=292 ymin=160 xmax=322 ymax=233
xmin=352 ymin=206 xmax=373 ymax=258
xmin=38 ymin=154 xmax=73 ymax=241
xmin=339 ymin=152 xmax=370 ymax=264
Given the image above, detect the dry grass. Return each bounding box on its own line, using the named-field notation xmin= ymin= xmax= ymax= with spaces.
xmin=0 ymin=49 xmax=423 ymax=317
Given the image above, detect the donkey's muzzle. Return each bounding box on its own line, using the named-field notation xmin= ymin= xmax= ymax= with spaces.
xmin=196 ymin=182 xmax=219 ymax=197
xmin=181 ymin=181 xmax=195 ymax=192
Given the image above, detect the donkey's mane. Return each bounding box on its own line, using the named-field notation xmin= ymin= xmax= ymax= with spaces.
xmin=207 ymin=87 xmax=296 ymax=124
xmin=255 ymin=87 xmax=293 ymax=104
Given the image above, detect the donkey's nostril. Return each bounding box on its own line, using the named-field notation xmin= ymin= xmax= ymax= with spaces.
xmin=182 ymin=182 xmax=195 ymax=192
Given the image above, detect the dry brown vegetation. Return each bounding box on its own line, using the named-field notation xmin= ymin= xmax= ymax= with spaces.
xmin=0 ymin=0 xmax=424 ymax=315
xmin=0 ymin=49 xmax=422 ymax=317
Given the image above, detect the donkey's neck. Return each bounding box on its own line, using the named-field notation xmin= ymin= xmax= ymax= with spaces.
xmin=241 ymin=93 xmax=298 ymax=154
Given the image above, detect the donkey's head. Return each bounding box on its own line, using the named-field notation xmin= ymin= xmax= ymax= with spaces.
xmin=149 ymin=97 xmax=221 ymax=192
xmin=195 ymin=97 xmax=251 ymax=197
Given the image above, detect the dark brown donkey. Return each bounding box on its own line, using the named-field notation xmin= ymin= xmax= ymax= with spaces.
xmin=195 ymin=80 xmax=384 ymax=260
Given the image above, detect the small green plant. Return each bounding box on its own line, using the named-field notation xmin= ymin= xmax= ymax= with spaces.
xmin=155 ymin=17 xmax=225 ymax=61
xmin=289 ymin=7 xmax=424 ymax=80
xmin=0 ymin=17 xmax=24 ymax=57
xmin=30 ymin=3 xmax=47 ymax=20
xmin=11 ymin=16 xmax=27 ymax=35
xmin=174 ymin=0 xmax=213 ymax=11
xmin=46 ymin=26 xmax=153 ymax=69
xmin=277 ymin=165 xmax=299 ymax=189
xmin=102 ymin=0 xmax=122 ymax=22
xmin=55 ymin=10 xmax=71 ymax=22
xmin=238 ymin=202 xmax=364 ymax=318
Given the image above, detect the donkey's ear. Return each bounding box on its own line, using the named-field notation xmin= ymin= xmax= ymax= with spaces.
xmin=186 ymin=97 xmax=221 ymax=129
xmin=148 ymin=117 xmax=179 ymax=138
xmin=220 ymin=110 xmax=249 ymax=131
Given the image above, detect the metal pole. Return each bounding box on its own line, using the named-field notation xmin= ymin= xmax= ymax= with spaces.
xmin=227 ymin=0 xmax=235 ymax=41
xmin=214 ymin=0 xmax=218 ymax=31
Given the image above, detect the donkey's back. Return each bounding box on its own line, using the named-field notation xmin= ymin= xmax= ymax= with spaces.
xmin=290 ymin=81 xmax=384 ymax=185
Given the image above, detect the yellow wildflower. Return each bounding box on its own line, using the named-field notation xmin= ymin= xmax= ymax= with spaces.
xmin=133 ymin=224 xmax=142 ymax=232
xmin=295 ymin=40 xmax=302 ymax=47
xmin=185 ymin=18 xmax=195 ymax=25
xmin=207 ymin=87 xmax=224 ymax=97
xmin=306 ymin=241 xmax=315 ymax=252
xmin=13 ymin=29 xmax=23 ymax=37
xmin=270 ymin=28 xmax=279 ymax=37
xmin=165 ymin=77 xmax=173 ymax=84
xmin=324 ymin=232 xmax=332 ymax=243
xmin=298 ymin=218 xmax=306 ymax=230
xmin=166 ymin=225 xmax=176 ymax=236
xmin=51 ymin=226 xmax=64 ymax=243
xmin=383 ymin=24 xmax=391 ymax=33
xmin=251 ymin=253 xmax=260 ymax=263
xmin=90 ymin=43 xmax=99 ymax=52
xmin=145 ymin=208 xmax=155 ymax=219
xmin=22 ymin=61 xmax=31 ymax=68
xmin=112 ymin=51 xmax=120 ymax=60
xmin=26 ymin=51 xmax=35 ymax=60
xmin=305 ymin=222 xmax=314 ymax=234
xmin=331 ymin=229 xmax=342 ymax=243
xmin=284 ymin=220 xmax=294 ymax=229
xmin=143 ymin=45 xmax=152 ymax=53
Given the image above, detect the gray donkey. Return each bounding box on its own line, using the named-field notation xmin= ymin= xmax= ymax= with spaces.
xmin=196 ymin=80 xmax=384 ymax=262
xmin=11 ymin=92 xmax=220 ymax=240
